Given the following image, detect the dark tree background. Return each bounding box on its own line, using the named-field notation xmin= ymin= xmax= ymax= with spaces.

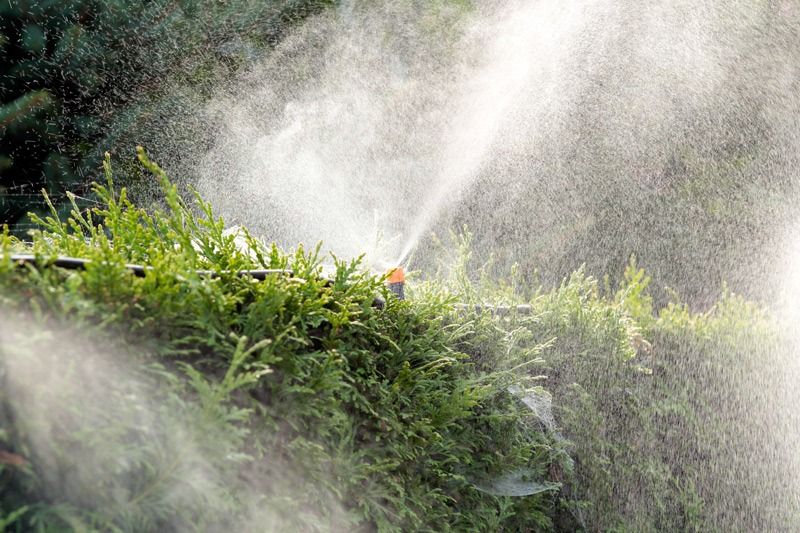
xmin=0 ymin=0 xmax=333 ymax=230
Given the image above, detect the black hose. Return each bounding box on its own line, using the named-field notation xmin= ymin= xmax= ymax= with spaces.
xmin=3 ymin=255 xmax=534 ymax=314
xmin=4 ymin=254 xmax=293 ymax=279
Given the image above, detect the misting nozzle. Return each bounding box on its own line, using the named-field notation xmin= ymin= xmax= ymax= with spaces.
xmin=387 ymin=266 xmax=405 ymax=300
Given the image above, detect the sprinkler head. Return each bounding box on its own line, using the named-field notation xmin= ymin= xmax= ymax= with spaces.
xmin=387 ymin=266 xmax=405 ymax=300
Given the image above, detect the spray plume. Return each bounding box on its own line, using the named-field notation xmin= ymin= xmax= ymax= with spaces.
xmin=0 ymin=312 xmax=349 ymax=531
xmin=140 ymin=0 xmax=797 ymax=305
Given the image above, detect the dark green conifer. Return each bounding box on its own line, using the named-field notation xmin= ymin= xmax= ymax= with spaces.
xmin=0 ymin=0 xmax=333 ymax=230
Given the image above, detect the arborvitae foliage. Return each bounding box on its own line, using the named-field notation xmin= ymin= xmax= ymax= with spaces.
xmin=0 ymin=0 xmax=334 ymax=230
xmin=414 ymin=236 xmax=794 ymax=531
xmin=0 ymin=152 xmax=791 ymax=531
xmin=0 ymin=151 xmax=568 ymax=531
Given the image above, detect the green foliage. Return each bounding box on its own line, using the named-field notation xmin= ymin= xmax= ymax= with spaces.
xmin=647 ymin=289 xmax=793 ymax=531
xmin=0 ymin=152 xmax=566 ymax=531
xmin=0 ymin=152 xmax=790 ymax=531
xmin=417 ymin=231 xmax=793 ymax=531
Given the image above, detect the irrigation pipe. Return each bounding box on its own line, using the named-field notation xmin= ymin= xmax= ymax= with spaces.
xmin=3 ymin=254 xmax=535 ymax=315
xmin=3 ymin=254 xmax=294 ymax=280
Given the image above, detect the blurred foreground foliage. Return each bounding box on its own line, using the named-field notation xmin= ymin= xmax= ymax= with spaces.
xmin=0 ymin=153 xmax=795 ymax=531
xmin=0 ymin=0 xmax=334 ymax=229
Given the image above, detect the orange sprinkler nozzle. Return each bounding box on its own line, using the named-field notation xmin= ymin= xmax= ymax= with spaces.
xmin=387 ymin=266 xmax=405 ymax=300
xmin=387 ymin=267 xmax=405 ymax=284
